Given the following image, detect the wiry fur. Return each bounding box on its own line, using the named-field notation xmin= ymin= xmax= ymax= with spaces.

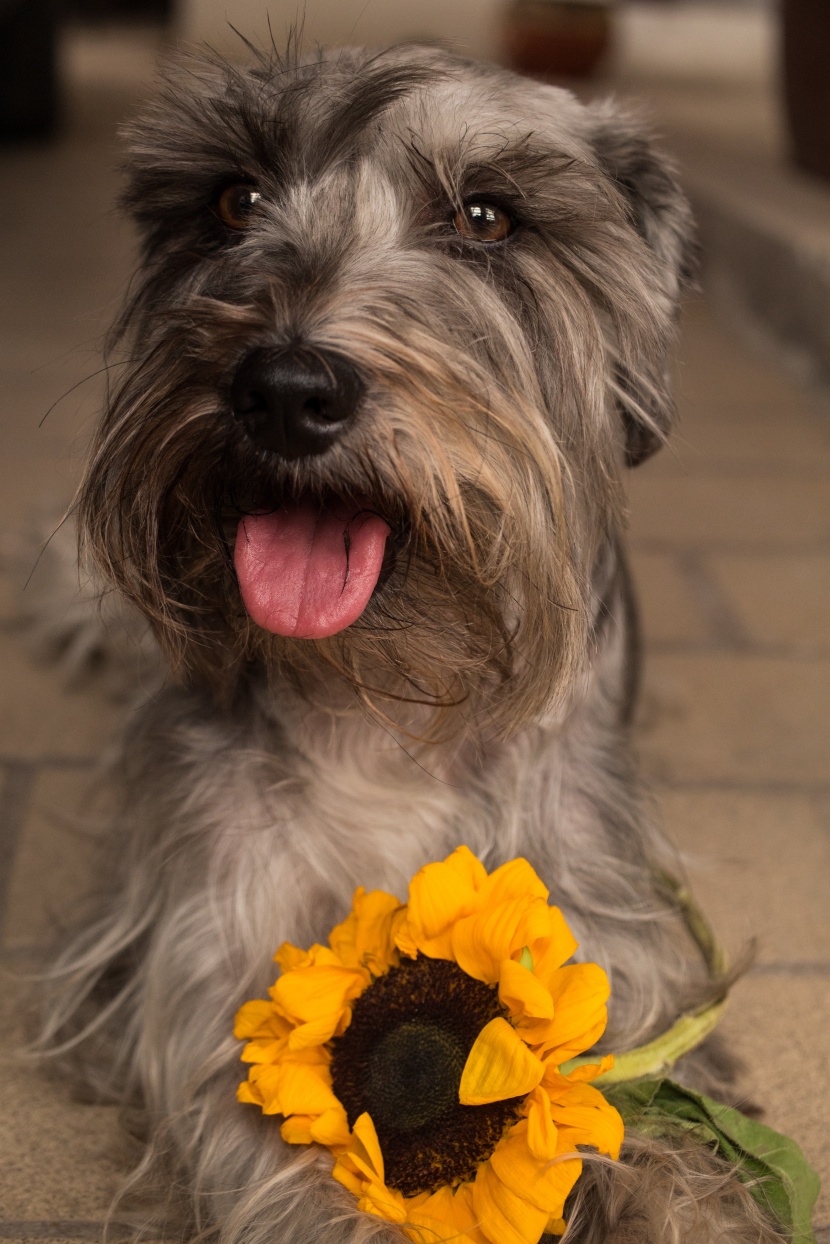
xmin=31 ymin=41 xmax=787 ymax=1244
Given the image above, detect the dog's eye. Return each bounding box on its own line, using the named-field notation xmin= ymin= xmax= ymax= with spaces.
xmin=217 ymin=183 xmax=262 ymax=230
xmin=453 ymin=202 xmax=513 ymax=243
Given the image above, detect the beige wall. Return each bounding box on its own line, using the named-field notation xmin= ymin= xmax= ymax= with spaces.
xmin=178 ymin=0 xmax=506 ymax=63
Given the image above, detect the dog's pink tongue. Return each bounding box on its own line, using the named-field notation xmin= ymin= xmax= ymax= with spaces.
xmin=234 ymin=501 xmax=390 ymax=639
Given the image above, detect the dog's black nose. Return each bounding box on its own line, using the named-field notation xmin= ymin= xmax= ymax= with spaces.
xmin=230 ymin=347 xmax=362 ymax=459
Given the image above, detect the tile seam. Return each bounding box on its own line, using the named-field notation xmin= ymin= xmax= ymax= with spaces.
xmin=0 ymin=761 xmax=39 ymax=934
xmin=0 ymin=1223 xmax=119 ymax=1240
xmin=0 ymin=756 xmax=99 ymax=769
xmin=674 ymin=549 xmax=758 ymax=647
xmin=639 ymin=465 xmax=830 ymax=481
xmin=646 ymin=639 xmax=830 ymax=660
xmin=650 ymin=777 xmax=830 ymax=794
xmin=633 ymin=539 xmax=830 ymax=556
xmin=748 ymin=963 xmax=830 ymax=977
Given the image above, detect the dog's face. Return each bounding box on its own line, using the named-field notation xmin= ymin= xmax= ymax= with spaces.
xmin=81 ymin=45 xmax=694 ymax=736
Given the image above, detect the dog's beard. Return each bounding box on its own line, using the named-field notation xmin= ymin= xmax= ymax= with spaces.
xmin=79 ymin=293 xmax=616 ymax=739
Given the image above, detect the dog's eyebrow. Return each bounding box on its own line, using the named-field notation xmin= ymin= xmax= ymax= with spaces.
xmin=311 ymin=61 xmax=440 ymax=174
xmin=408 ymin=129 xmax=581 ymax=209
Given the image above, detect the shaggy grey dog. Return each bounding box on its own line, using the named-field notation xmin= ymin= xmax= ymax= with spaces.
xmin=36 ymin=40 xmax=785 ymax=1244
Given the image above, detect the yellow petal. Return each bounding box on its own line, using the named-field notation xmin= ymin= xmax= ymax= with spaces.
xmin=452 ymin=898 xmax=541 ymax=984
xmin=525 ymin=1087 xmax=558 ymax=1161
xmin=332 ymin=1115 xmax=408 ymax=1226
xmin=236 ymin=1079 xmax=263 ymax=1107
xmin=444 ymin=845 xmax=489 ymax=889
xmin=274 ymin=942 xmax=312 ymax=973
xmin=329 ymin=887 xmax=404 ymax=974
xmin=408 ymin=1183 xmax=489 ymax=1244
xmin=535 ymin=963 xmax=610 ymax=1063
xmin=236 ymin=1005 xmax=296 ymax=1062
xmin=240 ymin=1036 xmax=289 ymax=1065
xmin=488 ymin=1124 xmax=583 ymax=1216
xmin=273 ymin=957 xmax=367 ymax=1022
xmin=394 ymin=921 xmax=419 ymax=960
xmin=523 ymin=905 xmax=579 ymax=984
xmin=539 ymin=1016 xmax=608 ymax=1066
xmin=543 ymin=1070 xmax=624 ymax=1158
xmin=243 ymin=1063 xmax=284 ymax=1114
xmin=459 ymin=1018 xmax=545 ymax=1106
xmin=332 ymin=1162 xmax=364 ymax=1198
xmin=233 ymin=998 xmax=284 ymax=1040
xmin=398 ymin=847 xmax=487 ymax=959
xmin=562 ymin=1054 xmax=615 ymax=1083
xmin=358 ymin=1183 xmax=408 ymax=1224
xmin=278 ymin=1059 xmax=340 ymax=1117
xmin=310 ymin=1104 xmax=351 ymax=1147
xmin=280 ymin=1114 xmax=313 ymax=1144
xmin=345 ymin=1111 xmax=386 ymax=1183
xmin=545 ymin=1218 xmax=567 ymax=1236
xmin=480 ymin=858 xmax=548 ymax=908
xmin=472 ymin=1159 xmax=550 ymax=1244
xmin=499 ymin=959 xmax=555 ymax=1022
xmin=287 ymin=1011 xmax=352 ymax=1050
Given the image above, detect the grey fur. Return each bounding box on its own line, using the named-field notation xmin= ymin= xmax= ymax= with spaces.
xmin=32 ymin=42 xmax=786 ymax=1244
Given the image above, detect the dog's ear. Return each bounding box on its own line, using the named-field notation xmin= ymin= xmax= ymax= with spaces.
xmin=588 ymin=104 xmax=698 ymax=466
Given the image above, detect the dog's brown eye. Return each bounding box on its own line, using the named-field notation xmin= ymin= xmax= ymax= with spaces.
xmin=217 ymin=183 xmax=262 ymax=230
xmin=453 ymin=202 xmax=512 ymax=243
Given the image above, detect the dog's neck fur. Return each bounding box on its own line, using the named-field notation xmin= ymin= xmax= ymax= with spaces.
xmin=111 ymin=535 xmax=681 ymax=1068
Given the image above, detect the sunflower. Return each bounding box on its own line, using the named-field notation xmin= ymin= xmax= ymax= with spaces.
xmin=235 ymin=847 xmax=623 ymax=1244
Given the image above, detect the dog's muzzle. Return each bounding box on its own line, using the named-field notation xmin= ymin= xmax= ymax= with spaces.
xmin=231 ymin=346 xmax=363 ymax=459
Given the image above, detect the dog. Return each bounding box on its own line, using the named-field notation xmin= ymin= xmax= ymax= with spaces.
xmin=34 ymin=39 xmax=787 ymax=1244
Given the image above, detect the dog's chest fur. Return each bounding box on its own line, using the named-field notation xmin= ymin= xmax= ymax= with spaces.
xmin=115 ymin=571 xmax=658 ymax=1054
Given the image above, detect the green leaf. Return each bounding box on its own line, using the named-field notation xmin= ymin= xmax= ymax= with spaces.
xmin=604 ymin=1079 xmax=820 ymax=1244
xmin=519 ymin=946 xmax=533 ymax=972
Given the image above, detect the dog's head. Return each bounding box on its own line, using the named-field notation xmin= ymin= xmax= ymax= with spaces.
xmin=81 ymin=44 xmax=694 ymax=736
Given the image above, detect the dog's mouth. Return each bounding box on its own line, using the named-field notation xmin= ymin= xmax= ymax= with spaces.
xmin=233 ymin=494 xmax=392 ymax=639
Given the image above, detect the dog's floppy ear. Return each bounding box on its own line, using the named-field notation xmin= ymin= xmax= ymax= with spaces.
xmin=588 ymin=103 xmax=698 ymax=466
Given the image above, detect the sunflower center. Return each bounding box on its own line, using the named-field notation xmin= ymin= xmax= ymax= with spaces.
xmin=330 ymin=955 xmax=524 ymax=1197
xmin=367 ymin=1021 xmax=466 ymax=1132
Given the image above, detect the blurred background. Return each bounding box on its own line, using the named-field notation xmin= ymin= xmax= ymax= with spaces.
xmin=2 ymin=0 xmax=829 ymax=431
xmin=1 ymin=1 xmax=830 ymax=1239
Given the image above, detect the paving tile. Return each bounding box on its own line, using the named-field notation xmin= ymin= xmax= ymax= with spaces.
xmin=0 ymin=567 xmax=19 ymax=624
xmin=0 ymin=360 xmax=102 ymax=463
xmin=642 ymin=410 xmax=830 ymax=480
xmin=2 ymin=768 xmax=109 ymax=949
xmin=658 ymin=789 xmax=830 ymax=964
xmin=638 ymin=653 xmax=830 ymax=784
xmin=674 ymin=299 xmax=828 ymax=421
xmin=0 ymin=632 xmax=120 ymax=760
xmin=0 ymin=463 xmax=80 ymax=561
xmin=0 ymin=1235 xmax=106 ymax=1243
xmin=719 ymin=975 xmax=830 ymax=1229
xmin=0 ymin=1235 xmax=101 ymax=1243
xmin=706 ymin=553 xmax=830 ymax=651
xmin=0 ymin=141 xmax=132 ymax=360
xmin=629 ymin=551 xmax=711 ymax=645
xmin=626 ymin=474 xmax=830 ymax=550
xmin=640 ymin=302 xmax=830 ymax=479
xmin=0 ymin=1072 xmax=125 ymax=1221
xmin=676 ymin=347 xmax=827 ymax=427
xmin=0 ymin=985 xmax=126 ymax=1221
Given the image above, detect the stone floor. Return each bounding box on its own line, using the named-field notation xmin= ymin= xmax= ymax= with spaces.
xmin=0 ymin=26 xmax=828 ymax=1244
